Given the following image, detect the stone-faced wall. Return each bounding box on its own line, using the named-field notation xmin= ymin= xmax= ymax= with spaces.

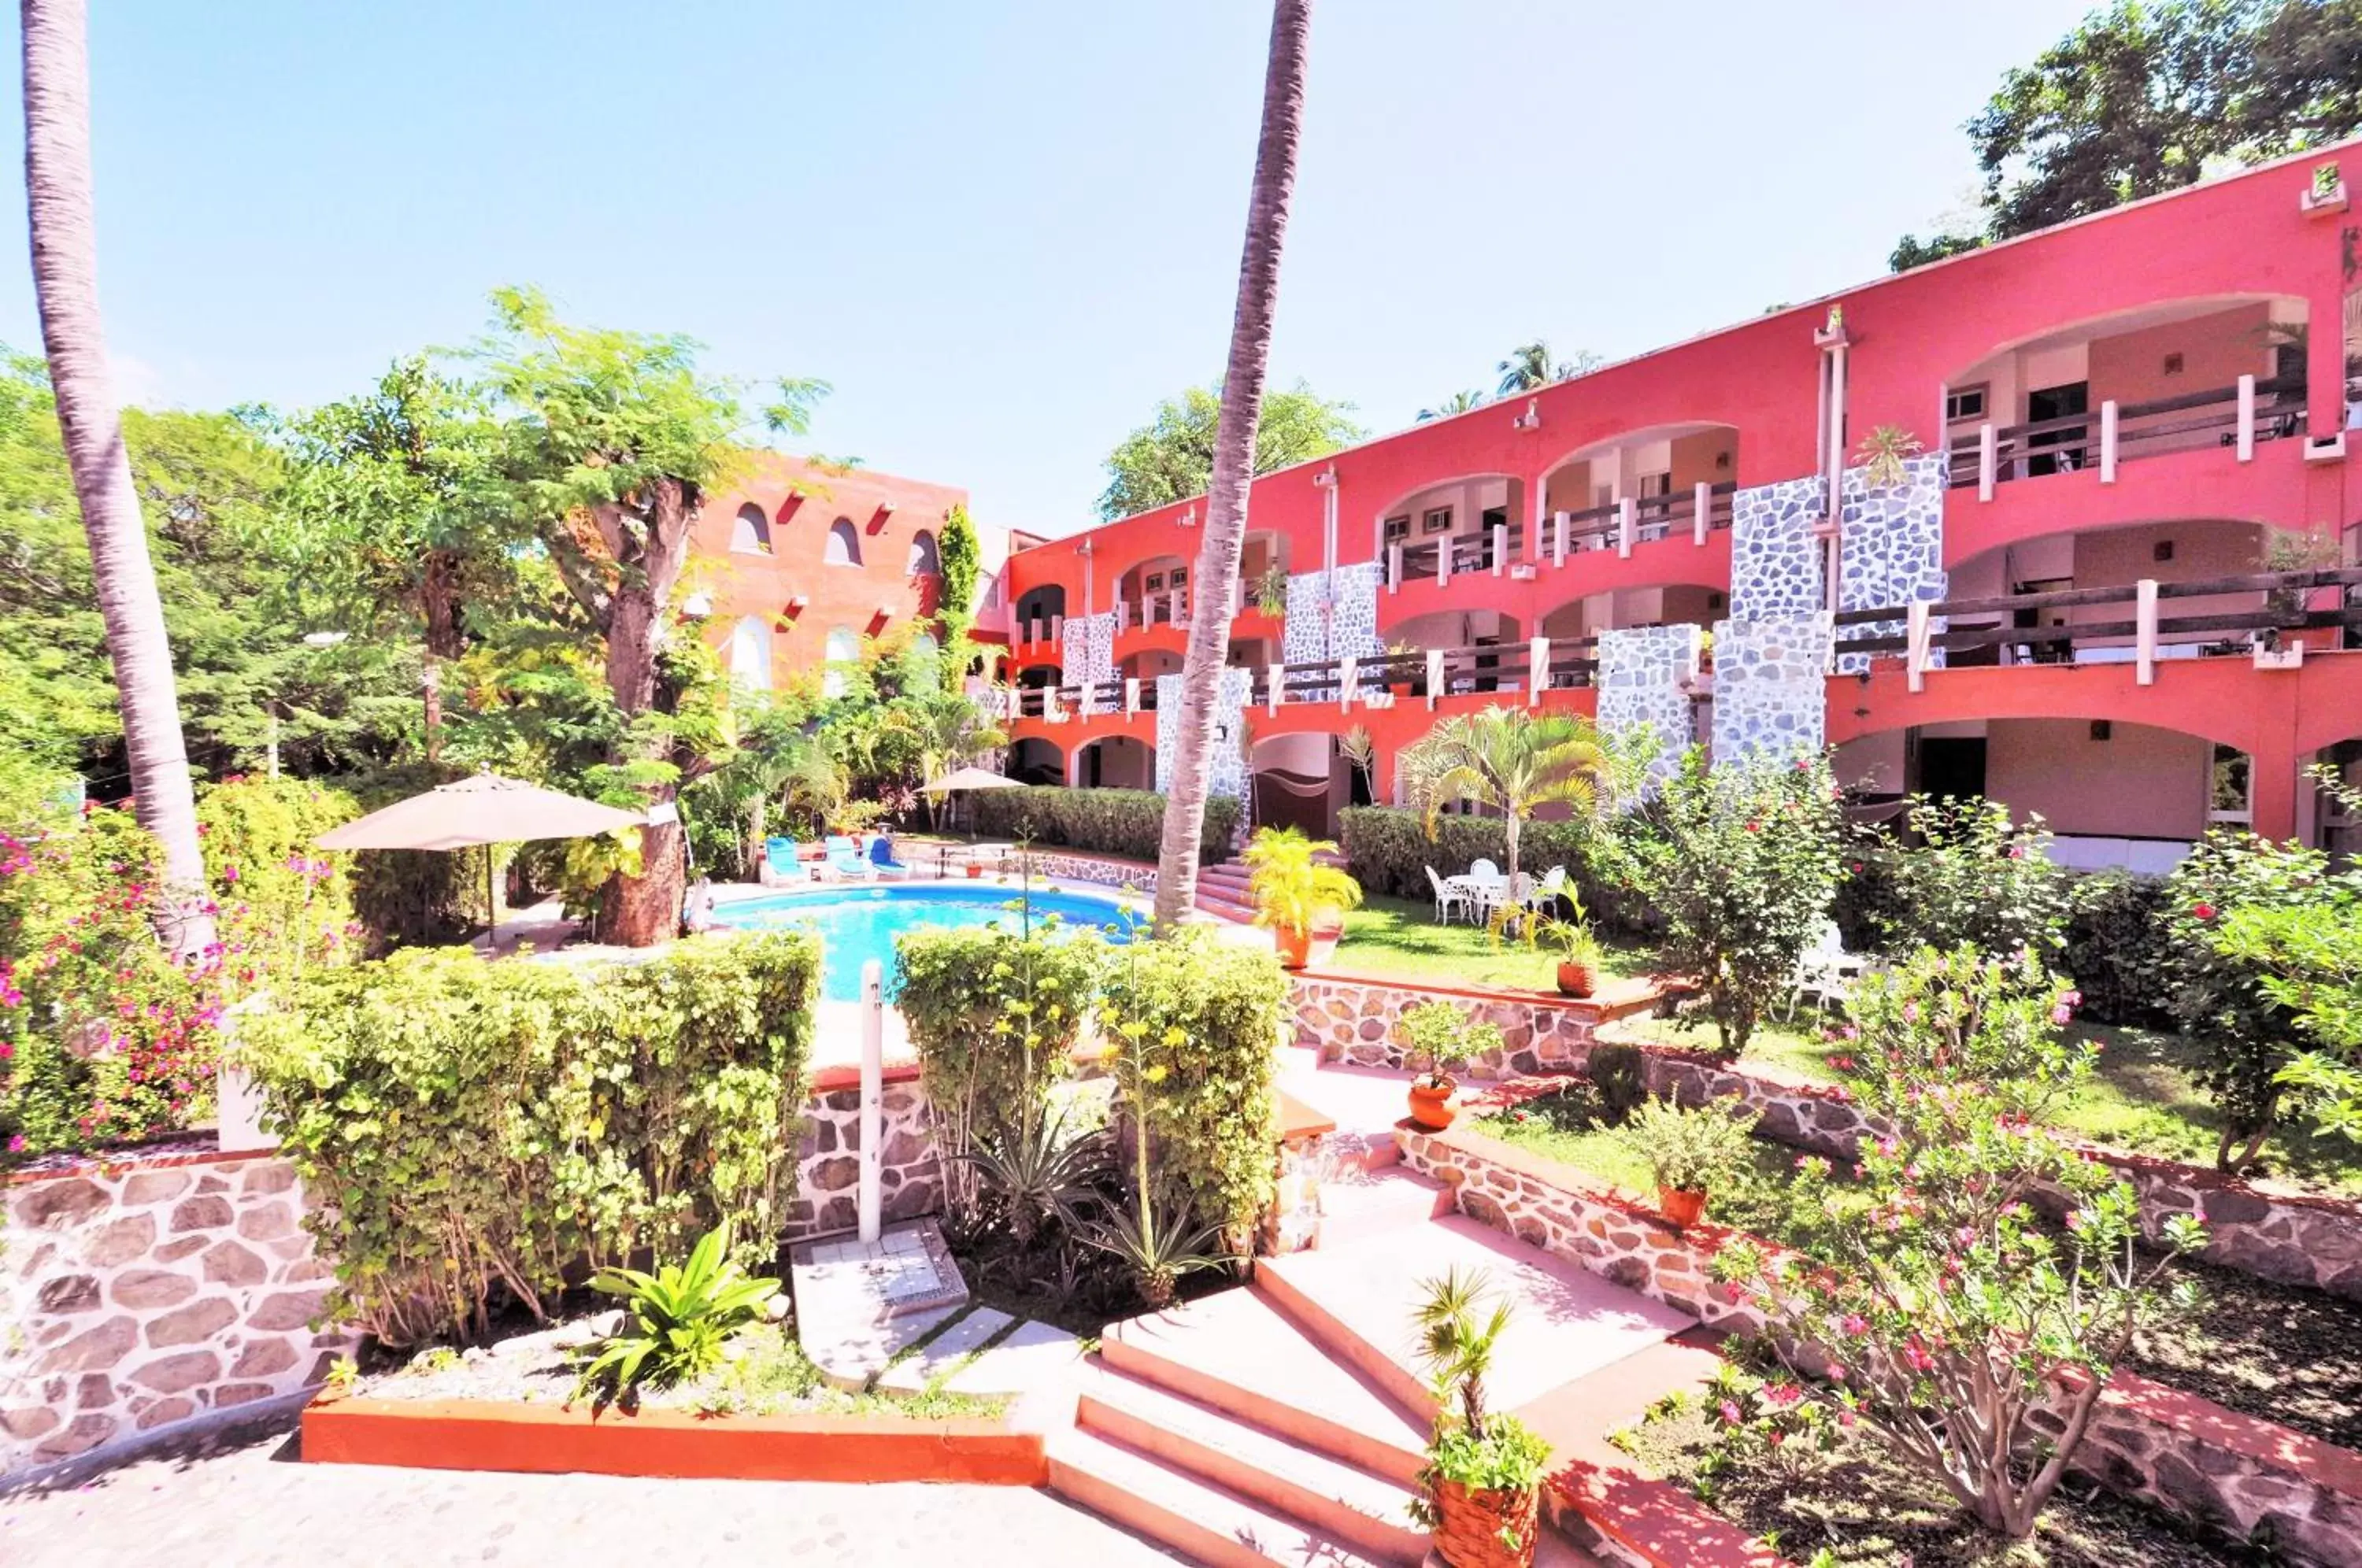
xmin=1709 ymin=613 xmax=1832 ymax=761
xmin=785 ymin=1071 xmax=946 ymax=1241
xmin=1597 ymin=625 xmax=1701 ymax=783
xmin=1287 ymin=974 xmax=1619 ymax=1076
xmin=1061 ymin=609 xmax=1116 ymax=703
xmin=1016 ymin=851 xmax=1157 ymax=895
xmin=1281 ymin=562 xmax=1386 ymax=668
xmin=1401 ymin=1120 xmax=2362 ymax=1568
xmin=1154 ymin=665 xmax=1252 ymax=800
xmin=2 ymin=1150 xmax=353 ymax=1478
xmin=1834 ymin=456 xmax=1947 ymax=676
xmin=1728 ymin=473 xmax=1825 ymax=620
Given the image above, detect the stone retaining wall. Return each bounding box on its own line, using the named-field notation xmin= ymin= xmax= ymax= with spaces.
xmin=1286 ymin=973 xmax=1624 ymax=1075
xmin=1589 ymin=1031 xmax=2362 ymax=1303
xmin=787 ymin=1069 xmax=946 ymax=1241
xmin=1400 ymin=1122 xmax=2362 ymax=1566
xmin=2 ymin=1149 xmax=354 ymax=1479
xmin=1020 ymin=851 xmax=1157 ymax=894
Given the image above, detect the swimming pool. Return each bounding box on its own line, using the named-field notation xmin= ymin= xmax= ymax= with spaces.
xmin=711 ymin=882 xmax=1145 ymax=1001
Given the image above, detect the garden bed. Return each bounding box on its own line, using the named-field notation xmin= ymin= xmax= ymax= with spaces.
xmin=1469 ymin=1091 xmax=2362 ymax=1452
xmin=305 ymin=1309 xmax=1035 ymax=1485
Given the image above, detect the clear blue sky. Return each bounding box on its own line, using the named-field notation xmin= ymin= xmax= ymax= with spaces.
xmin=0 ymin=2 xmax=2092 ymax=537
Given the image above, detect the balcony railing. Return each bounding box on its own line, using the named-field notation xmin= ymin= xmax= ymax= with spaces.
xmin=1834 ymin=566 xmax=2362 ymax=678
xmin=1945 ymin=375 xmax=2305 ymax=493
xmin=1385 ymin=483 xmax=1735 ymax=587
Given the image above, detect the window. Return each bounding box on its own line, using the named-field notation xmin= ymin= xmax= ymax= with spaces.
xmin=1144 ymin=571 xmax=1164 ymax=593
xmin=1422 ymin=507 xmax=1453 ymax=535
xmin=1945 ymin=383 xmax=1989 ymax=423
xmin=1383 ymin=515 xmax=1412 ymax=544
xmin=824 ymin=519 xmax=863 ymax=567
xmin=1638 ymin=472 xmax=1672 ymax=499
xmin=905 ymin=529 xmax=940 ymax=576
xmin=822 ymin=627 xmax=860 ymax=699
xmin=727 ymin=616 xmax=771 ymax=689
xmin=2208 ymin=745 xmax=2253 ymax=826
xmin=730 ymin=504 xmax=772 ymax=554
xmin=1169 ymin=565 xmax=1188 ymax=586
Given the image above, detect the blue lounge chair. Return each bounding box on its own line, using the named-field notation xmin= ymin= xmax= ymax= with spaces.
xmin=761 ymin=837 xmax=807 ymax=887
xmin=868 ymin=836 xmax=913 ymax=880
xmin=824 ymin=835 xmax=876 ymax=881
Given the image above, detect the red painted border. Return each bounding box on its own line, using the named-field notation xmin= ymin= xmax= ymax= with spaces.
xmin=4 ymin=1141 xmax=258 ymax=1189
xmin=1294 ymin=967 xmax=1668 ymax=1015
xmin=301 ymin=1393 xmax=1046 ymax=1485
xmin=1553 ymin=1459 xmax=1790 ymax=1568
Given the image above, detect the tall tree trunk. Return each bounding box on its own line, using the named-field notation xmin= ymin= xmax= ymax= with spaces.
xmin=1151 ymin=0 xmax=1314 ymax=931
xmin=598 ymin=479 xmax=695 ymax=946
xmin=419 ymin=548 xmax=463 ymax=761
xmin=21 ymin=0 xmax=214 ymax=957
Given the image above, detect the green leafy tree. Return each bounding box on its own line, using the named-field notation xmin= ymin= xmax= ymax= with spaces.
xmin=932 ymin=503 xmax=983 ymax=689
xmin=1400 ymin=707 xmax=1610 ymax=889
xmin=1097 ymin=379 xmax=1361 ymax=524
xmin=1715 ymin=947 xmax=2205 ymax=1541
xmin=472 ymin=286 xmax=827 ymax=945
xmin=1639 ymin=749 xmax=1848 ymax=1056
xmin=1495 ymin=340 xmax=1601 ymax=397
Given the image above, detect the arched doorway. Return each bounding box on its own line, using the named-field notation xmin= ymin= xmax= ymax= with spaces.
xmin=1006 ymin=738 xmax=1064 ymax=786
xmin=1076 ymin=735 xmax=1155 ymax=790
xmin=1250 ymin=730 xmax=1346 ymax=841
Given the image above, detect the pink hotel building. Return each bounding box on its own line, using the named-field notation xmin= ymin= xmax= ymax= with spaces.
xmin=981 ymin=143 xmax=2362 ymax=868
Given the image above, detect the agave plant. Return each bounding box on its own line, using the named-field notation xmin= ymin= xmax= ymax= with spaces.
xmin=571 ymin=1226 xmax=782 ymax=1404
xmin=959 ymin=1093 xmax=1105 ymax=1248
xmin=1075 ymin=1182 xmax=1227 ymax=1310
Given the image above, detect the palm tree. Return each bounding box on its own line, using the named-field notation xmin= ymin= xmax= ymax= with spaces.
xmin=885 ymin=690 xmax=1007 ymax=827
xmin=1152 ymin=0 xmax=1315 ymax=932
xmin=1418 ymin=389 xmax=1487 ymax=421
xmin=21 ymin=0 xmax=213 ymax=956
xmin=1495 ymin=340 xmax=1603 ymax=398
xmin=1400 ymin=707 xmax=1606 ymax=885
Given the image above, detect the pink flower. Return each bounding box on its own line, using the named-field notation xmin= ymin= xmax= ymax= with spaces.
xmin=2050 ymin=1004 xmax=2072 ymax=1026
xmin=2191 ymin=901 xmax=2216 ymax=921
xmin=1837 ymin=1407 xmax=1857 ymax=1428
xmin=1767 ymin=1382 xmax=1803 ymax=1407
xmin=1718 ymin=1400 xmax=1742 ymax=1426
xmin=1904 ymin=1342 xmax=1936 ymax=1373
xmin=1840 ymin=1314 xmax=1869 ymax=1337
xmin=6 ymin=1134 xmax=22 ymax=1152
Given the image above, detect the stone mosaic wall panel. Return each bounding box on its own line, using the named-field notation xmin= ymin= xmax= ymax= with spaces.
xmin=1061 ymin=608 xmax=1116 ymax=696
xmin=1280 ymin=563 xmax=1384 ymax=665
xmin=1729 ymin=472 xmax=1827 ymax=619
xmin=2 ymin=1151 xmax=354 ymax=1477
xmin=1597 ymin=624 xmax=1701 ymax=782
xmin=786 ymin=1077 xmax=944 ymax=1241
xmin=1287 ymin=974 xmax=1603 ymax=1076
xmin=1709 ymin=613 xmax=1832 ymax=762
xmin=1153 ymin=665 xmax=1251 ymax=800
xmin=1836 ymin=455 xmax=1947 ymax=675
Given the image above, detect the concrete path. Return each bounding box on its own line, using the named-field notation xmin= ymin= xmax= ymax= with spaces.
xmin=0 ymin=1415 xmax=1179 ymax=1567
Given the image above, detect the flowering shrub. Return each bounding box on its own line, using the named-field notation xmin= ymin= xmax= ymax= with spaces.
xmin=1637 ymin=748 xmax=1847 ymax=1056
xmin=1712 ymin=946 xmax=2205 ymax=1540
xmin=1863 ymin=794 xmax=2068 ymax=961
xmin=0 ymin=777 xmax=361 ymax=1167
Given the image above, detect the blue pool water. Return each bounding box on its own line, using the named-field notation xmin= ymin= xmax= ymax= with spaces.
xmin=712 ymin=882 xmax=1144 ymax=1001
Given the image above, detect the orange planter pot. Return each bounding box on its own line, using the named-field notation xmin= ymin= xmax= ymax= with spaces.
xmin=1556 ymin=961 xmax=1596 ymax=998
xmin=1408 ymin=1079 xmax=1457 ymax=1130
xmin=1431 ymin=1478 xmax=1540 ymax=1568
xmin=1659 ymin=1187 xmax=1709 ymax=1229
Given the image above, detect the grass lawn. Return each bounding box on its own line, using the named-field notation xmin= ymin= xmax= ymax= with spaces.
xmin=1325 ymin=894 xmax=1658 ymax=992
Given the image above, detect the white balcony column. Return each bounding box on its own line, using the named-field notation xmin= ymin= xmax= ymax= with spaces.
xmin=1438 ymin=532 xmax=1453 ymax=585
xmin=2237 ymin=374 xmax=2257 ymax=462
xmin=1387 ymin=542 xmax=1403 ymax=594
xmin=1124 ymin=677 xmax=1140 ymax=715
xmin=1050 ymin=612 xmax=1064 ymax=642
xmin=1266 ymin=662 xmax=1283 ymax=716
xmin=1905 ymin=601 xmax=1931 ymax=693
xmin=2135 ymin=578 xmax=2160 ymax=686
xmin=1527 ymin=636 xmax=1549 ymax=705
xmin=1617 ymin=497 xmax=1637 ymax=559
xmin=1553 ymin=510 xmax=1569 ymax=566
xmin=1338 ymin=655 xmax=1358 ymax=712
xmin=1977 ymin=423 xmax=1997 ymax=501
xmin=1425 ymin=649 xmax=1445 ymax=712
xmin=2099 ymin=400 xmax=2120 ymax=483
xmin=1490 ymin=522 xmax=1508 ymax=577
xmin=1693 ymin=481 xmax=1713 ymax=546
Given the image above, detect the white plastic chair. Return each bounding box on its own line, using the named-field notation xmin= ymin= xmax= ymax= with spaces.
xmin=1786 ymin=920 xmax=1867 ymax=1019
xmin=1467 ymin=858 xmax=1500 ymax=882
xmin=1525 ymin=865 xmax=1568 ymax=913
xmin=1425 ymin=866 xmax=1472 ymax=925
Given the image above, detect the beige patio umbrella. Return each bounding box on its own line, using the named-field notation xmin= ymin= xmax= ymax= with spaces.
xmin=921 ymin=765 xmax=1022 ymax=835
xmin=316 ymin=773 xmax=645 ymax=941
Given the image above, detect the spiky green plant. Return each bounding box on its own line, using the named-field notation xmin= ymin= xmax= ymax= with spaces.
xmin=1242 ymin=825 xmax=1363 ymax=939
xmin=571 ymin=1226 xmax=782 ymax=1403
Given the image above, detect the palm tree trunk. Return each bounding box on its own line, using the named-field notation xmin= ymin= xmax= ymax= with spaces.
xmin=22 ymin=0 xmax=214 ymax=958
xmin=1151 ymin=0 xmax=1314 ymax=931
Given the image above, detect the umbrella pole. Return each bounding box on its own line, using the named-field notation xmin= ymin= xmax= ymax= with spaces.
xmin=485 ymin=843 xmax=497 ymax=950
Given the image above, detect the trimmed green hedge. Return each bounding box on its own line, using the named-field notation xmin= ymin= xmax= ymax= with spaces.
xmin=247 ymin=930 xmax=817 ymax=1346
xmin=972 ymin=786 xmax=1238 ymax=863
xmin=1338 ymin=805 xmax=1653 ymax=935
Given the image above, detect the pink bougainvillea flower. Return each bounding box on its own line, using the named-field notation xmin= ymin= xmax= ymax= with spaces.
xmin=1717 ymin=1400 xmax=1742 ymax=1426
xmin=2191 ymin=901 xmax=2216 ymax=921
xmin=2050 ymin=1004 xmax=2073 ymax=1026
xmin=1903 ymin=1342 xmax=1936 ymax=1373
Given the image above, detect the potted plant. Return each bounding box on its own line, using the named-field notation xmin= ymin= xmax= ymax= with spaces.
xmin=1398 ymin=999 xmax=1503 ymax=1130
xmin=1613 ymin=1093 xmax=1760 ymax=1229
xmin=1242 ymin=825 xmax=1363 ymax=970
xmin=1250 ymin=561 xmax=1290 ymax=621
xmin=1853 ymin=423 xmax=1923 ymax=490
xmin=1538 ymin=915 xmax=1605 ymax=999
xmin=1408 ymin=1267 xmax=1551 ymax=1568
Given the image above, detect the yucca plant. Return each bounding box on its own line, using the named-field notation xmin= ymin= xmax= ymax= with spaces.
xmin=959 ymin=1094 xmax=1105 ymax=1248
xmin=1242 ymin=824 xmax=1364 ymax=940
xmin=1073 ymin=1181 xmax=1227 ymax=1310
xmin=570 ymin=1226 xmax=783 ymax=1404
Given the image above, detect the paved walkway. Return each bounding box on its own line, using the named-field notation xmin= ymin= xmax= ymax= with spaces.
xmin=0 ymin=1416 xmax=1179 ymax=1567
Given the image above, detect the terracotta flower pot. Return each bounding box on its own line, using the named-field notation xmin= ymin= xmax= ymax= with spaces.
xmin=1555 ymin=960 xmax=1596 ymax=999
xmin=1408 ymin=1078 xmax=1457 ymax=1130
xmin=1659 ymin=1186 xmax=1709 ymax=1229
xmin=1431 ymin=1478 xmax=1540 ymax=1568
xmin=963 ymin=863 xmax=983 ymax=879
xmin=1274 ymin=925 xmax=1313 ymax=969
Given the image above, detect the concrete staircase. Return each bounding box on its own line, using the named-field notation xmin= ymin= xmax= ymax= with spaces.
xmin=1194 ymin=860 xmax=1257 ymax=923
xmin=1046 ymin=1143 xmax=1720 ymax=1567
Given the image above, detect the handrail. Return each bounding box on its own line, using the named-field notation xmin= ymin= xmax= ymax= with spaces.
xmin=1832 ymin=566 xmax=2360 ymax=659
xmin=1834 ymin=566 xmax=2362 ymax=627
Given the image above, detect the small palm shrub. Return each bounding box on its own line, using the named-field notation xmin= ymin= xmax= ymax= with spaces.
xmin=1242 ymin=825 xmax=1363 ymax=939
xmin=1407 ymin=1267 xmax=1552 ymax=1559
xmin=572 ymin=1226 xmax=784 ymax=1403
